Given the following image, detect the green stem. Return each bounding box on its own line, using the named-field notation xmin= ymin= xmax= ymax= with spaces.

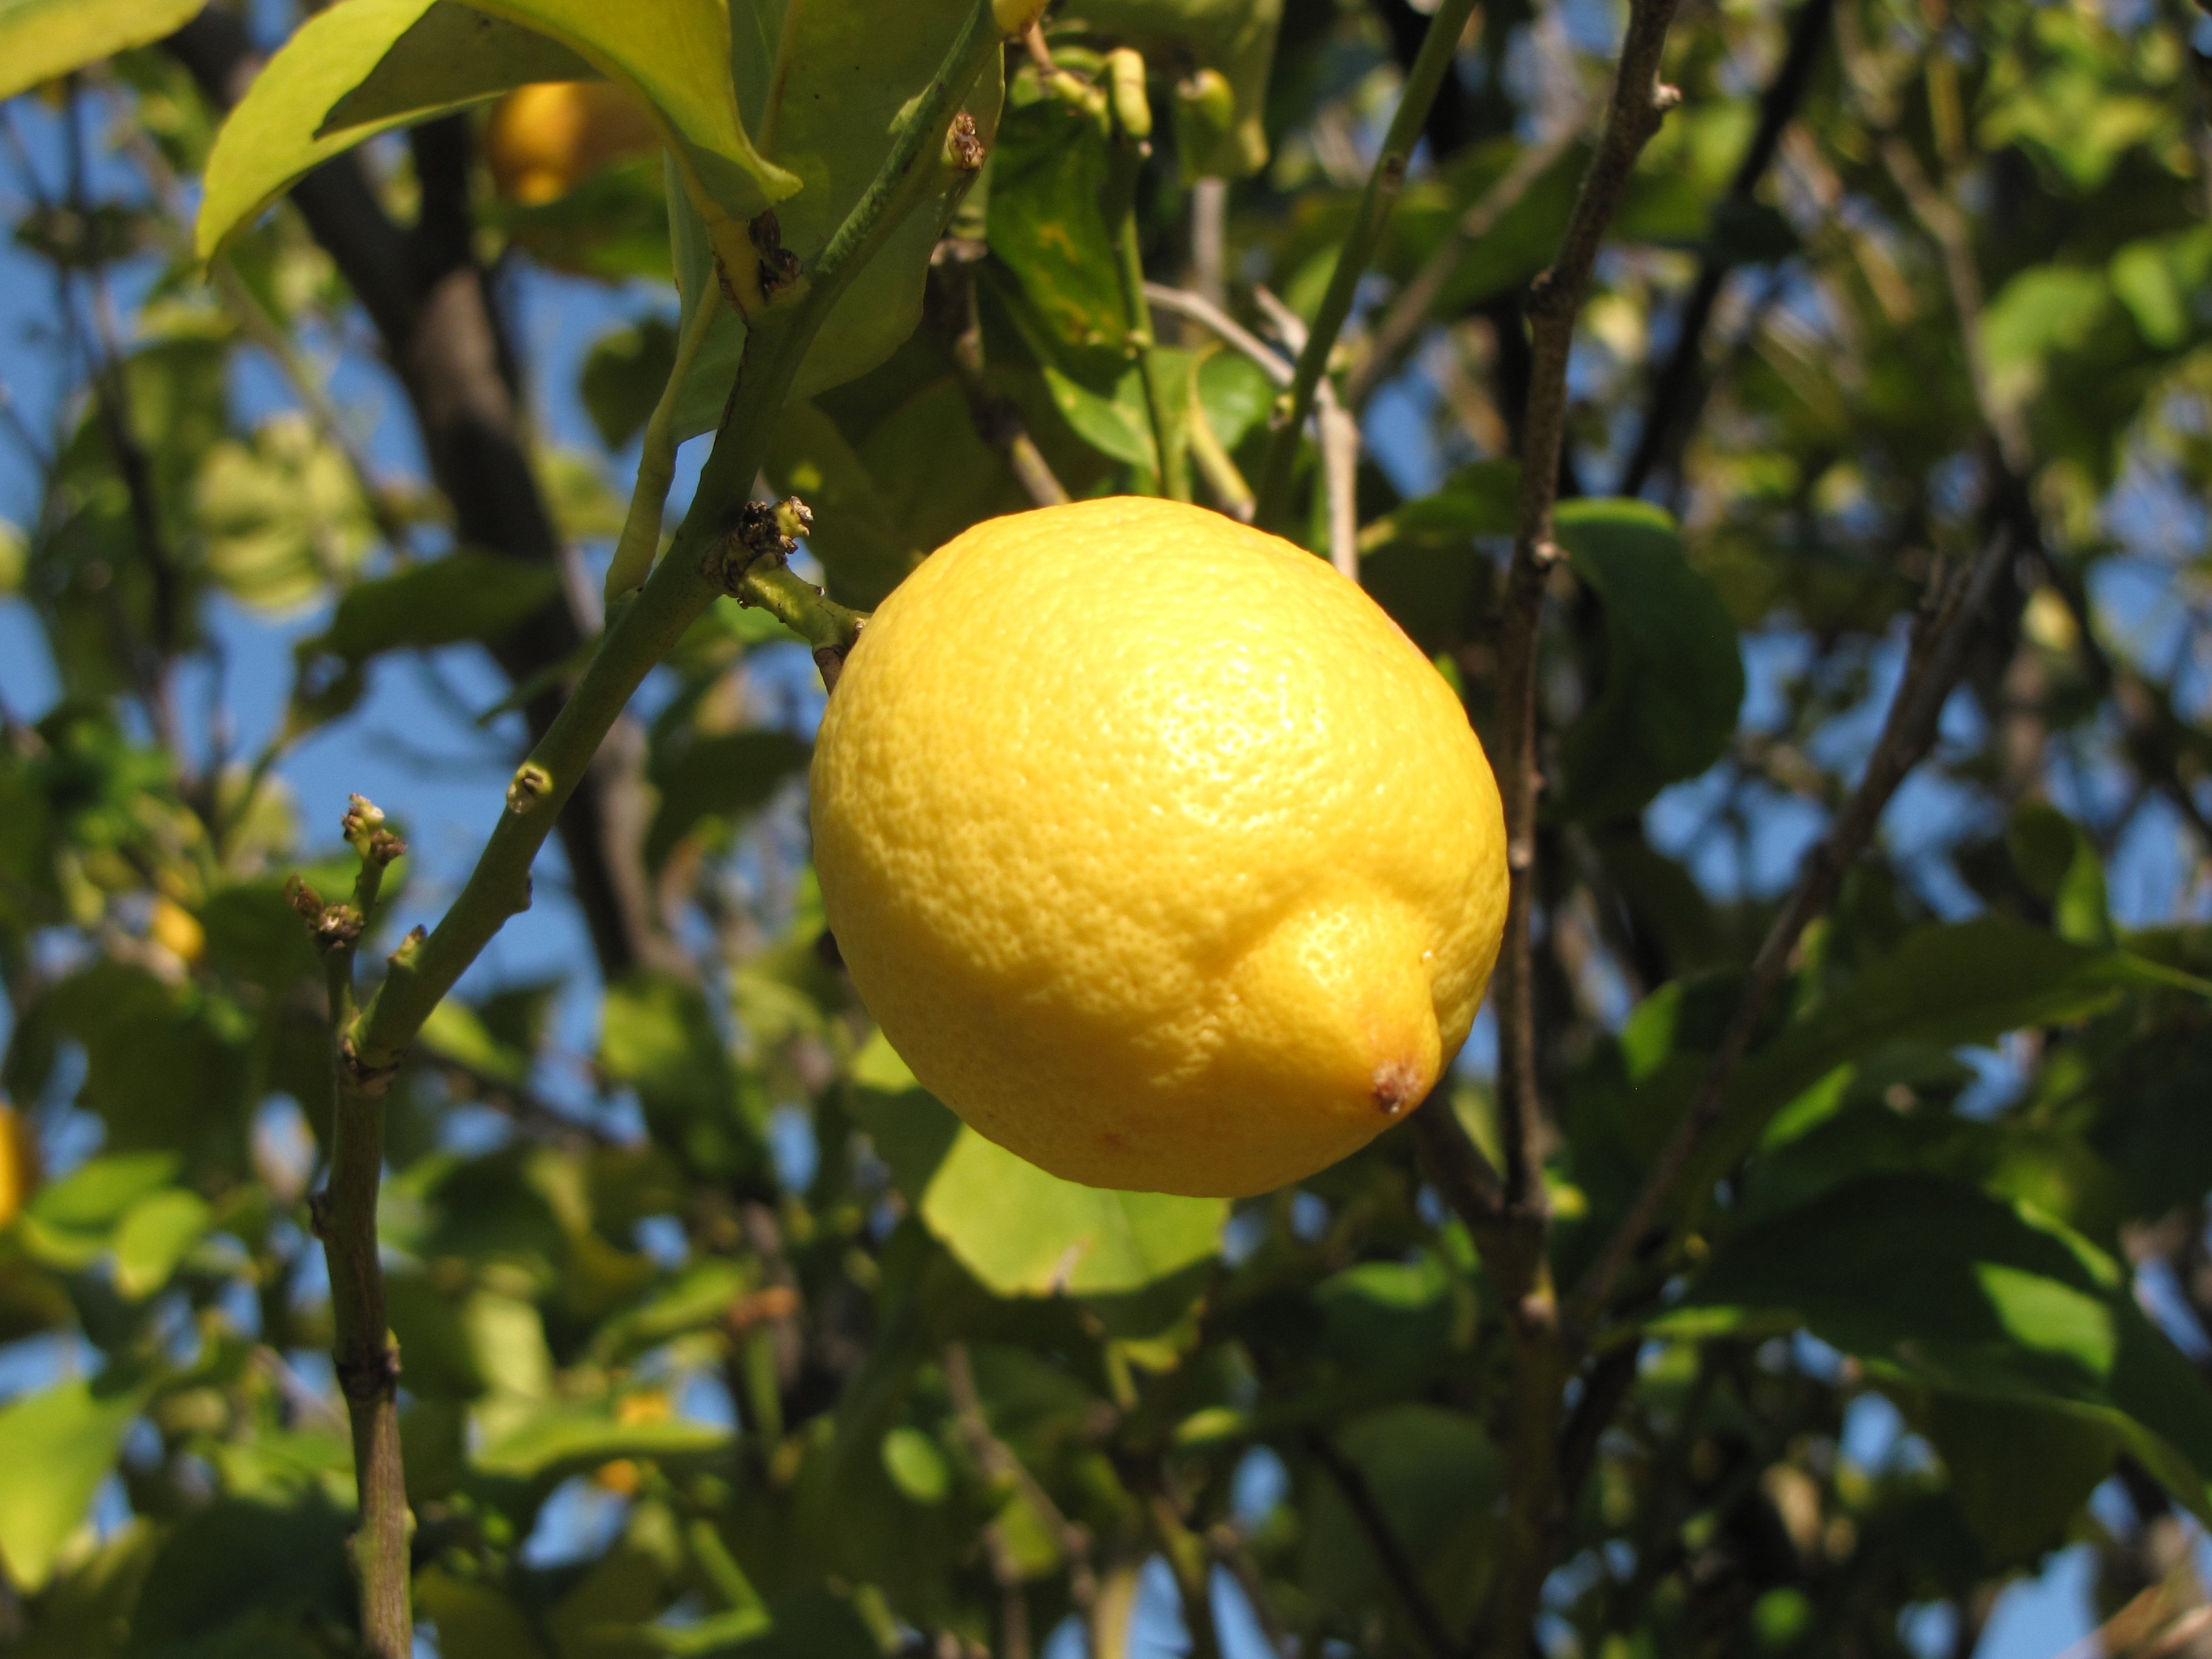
xmin=349 ymin=0 xmax=1005 ymax=1073
xmin=1250 ymin=0 xmax=1478 ymax=528
xmin=1185 ymin=354 xmax=1253 ymax=518
xmin=605 ymin=283 xmax=723 ymax=603
xmin=1118 ymin=204 xmax=1187 ymax=500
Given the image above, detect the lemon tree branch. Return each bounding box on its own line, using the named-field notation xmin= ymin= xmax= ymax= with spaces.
xmin=1564 ymin=526 xmax=2013 ymax=1338
xmin=345 ymin=1 xmax=1004 ymax=1077
xmin=290 ymin=799 xmax=409 ymax=1655
xmin=1476 ymin=5 xmax=1680 ymax=1654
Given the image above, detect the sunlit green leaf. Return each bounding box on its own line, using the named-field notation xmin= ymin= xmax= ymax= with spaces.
xmin=0 ymin=0 xmax=205 ymax=104
xmin=0 ymin=1373 xmax=148 ymax=1590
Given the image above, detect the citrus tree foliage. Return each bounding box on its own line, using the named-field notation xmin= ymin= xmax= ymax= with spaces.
xmin=2 ymin=2 xmax=2212 ymax=1657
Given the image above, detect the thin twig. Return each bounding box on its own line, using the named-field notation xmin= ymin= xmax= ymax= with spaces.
xmin=1567 ymin=526 xmax=2013 ymax=1335
xmin=943 ymin=1343 xmax=1097 ymax=1606
xmin=1251 ymin=286 xmax=1358 ymax=577
xmin=1205 ymin=1523 xmax=1291 ymax=1659
xmin=1877 ymin=136 xmax=2029 ymax=477
xmin=1305 ymin=1432 xmax=1459 ymax=1659
xmin=1144 ymin=284 xmax=1293 ymax=387
xmin=1618 ymin=0 xmax=1836 ymax=496
xmin=1253 ymin=0 xmax=1481 ymax=525
xmin=1495 ymin=0 xmax=1681 ymax=1217
xmin=932 ymin=246 xmax=1070 ymax=509
xmin=1346 ymin=126 xmax=1580 ymax=410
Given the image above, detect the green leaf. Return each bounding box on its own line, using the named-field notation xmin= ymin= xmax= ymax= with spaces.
xmin=418 ymin=998 xmax=532 ymax=1087
xmin=1652 ymin=1173 xmax=2212 ymax=1519
xmin=2007 ymin=801 xmax=2112 ymax=946
xmin=1302 ymin=1405 xmax=1498 ymax=1634
xmin=646 ymin=729 xmax=813 ymax=871
xmin=1734 ymin=919 xmax=2197 ymax=1147
xmin=764 ymin=401 xmax=926 ymax=609
xmin=1357 ymin=461 xmax=1517 ymax=655
xmin=315 ymin=1 xmax=590 ymax=132
xmin=198 ymin=0 xmax=566 ymax=259
xmin=308 ymin=551 xmax=561 ymax=664
xmin=581 ymin=314 xmax=679 ymax=452
xmin=850 ymin=1034 xmax=1225 ymax=1298
xmin=601 ymin=971 xmax=760 ymax=1177
xmin=880 ymin=1426 xmax=952 ymax=1504
xmin=474 ymin=1405 xmax=731 ymax=1481
xmin=0 ymin=1373 xmax=147 ymax=1591
xmin=1318 ymin=1255 xmax=1458 ymax=1373
xmin=471 ymin=0 xmax=797 ymax=245
xmin=1550 ymin=499 xmax=1743 ymax=821
xmin=17 ymin=1153 xmax=179 ymax=1270
xmin=588 ymin=1258 xmax=753 ymax=1364
xmin=417 ymin=1570 xmax=552 ymax=1659
xmin=125 ymin=1495 xmax=354 ymax=1649
xmin=198 ymin=0 xmax=797 ymax=268
xmin=1926 ymin=1392 xmax=2117 ymax=1566
xmin=0 ymin=0 xmax=205 ymax=104
xmin=666 ymin=0 xmax=1008 ymax=429
xmin=111 ymin=1188 xmax=212 ymax=1300
xmin=985 ymin=94 xmax=1125 ymax=350
xmin=195 ymin=418 xmax=375 ymax=613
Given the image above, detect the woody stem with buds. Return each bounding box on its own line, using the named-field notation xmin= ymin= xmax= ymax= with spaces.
xmin=289 ymin=796 xmax=412 ymax=1657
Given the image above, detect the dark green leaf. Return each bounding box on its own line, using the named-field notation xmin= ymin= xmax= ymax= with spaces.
xmin=309 ymin=551 xmax=561 ymax=664
xmin=646 ymin=729 xmax=811 ymax=871
xmin=1551 ymin=499 xmax=1744 ymax=822
xmin=1653 ymin=1174 xmax=2212 ymax=1519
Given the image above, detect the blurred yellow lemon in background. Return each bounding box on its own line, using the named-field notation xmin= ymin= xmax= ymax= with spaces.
xmin=811 ymin=498 xmax=1508 ymax=1198
xmin=0 ymin=1102 xmax=37 ymax=1228
xmin=486 ymin=81 xmax=659 ymax=207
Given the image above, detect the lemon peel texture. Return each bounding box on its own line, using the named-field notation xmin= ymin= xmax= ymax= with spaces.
xmin=811 ymin=497 xmax=1508 ymax=1197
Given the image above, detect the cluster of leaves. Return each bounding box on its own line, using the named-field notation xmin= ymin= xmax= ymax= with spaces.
xmin=3 ymin=1 xmax=2212 ymax=1658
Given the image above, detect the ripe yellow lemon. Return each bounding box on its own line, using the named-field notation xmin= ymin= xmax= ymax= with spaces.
xmin=811 ymin=498 xmax=1508 ymax=1198
xmin=486 ymin=82 xmax=659 ymax=208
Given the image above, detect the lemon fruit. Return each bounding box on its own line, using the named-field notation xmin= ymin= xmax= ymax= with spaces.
xmin=811 ymin=497 xmax=1508 ymax=1198
xmin=0 ymin=1102 xmax=36 ymax=1229
xmin=486 ymin=82 xmax=659 ymax=208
